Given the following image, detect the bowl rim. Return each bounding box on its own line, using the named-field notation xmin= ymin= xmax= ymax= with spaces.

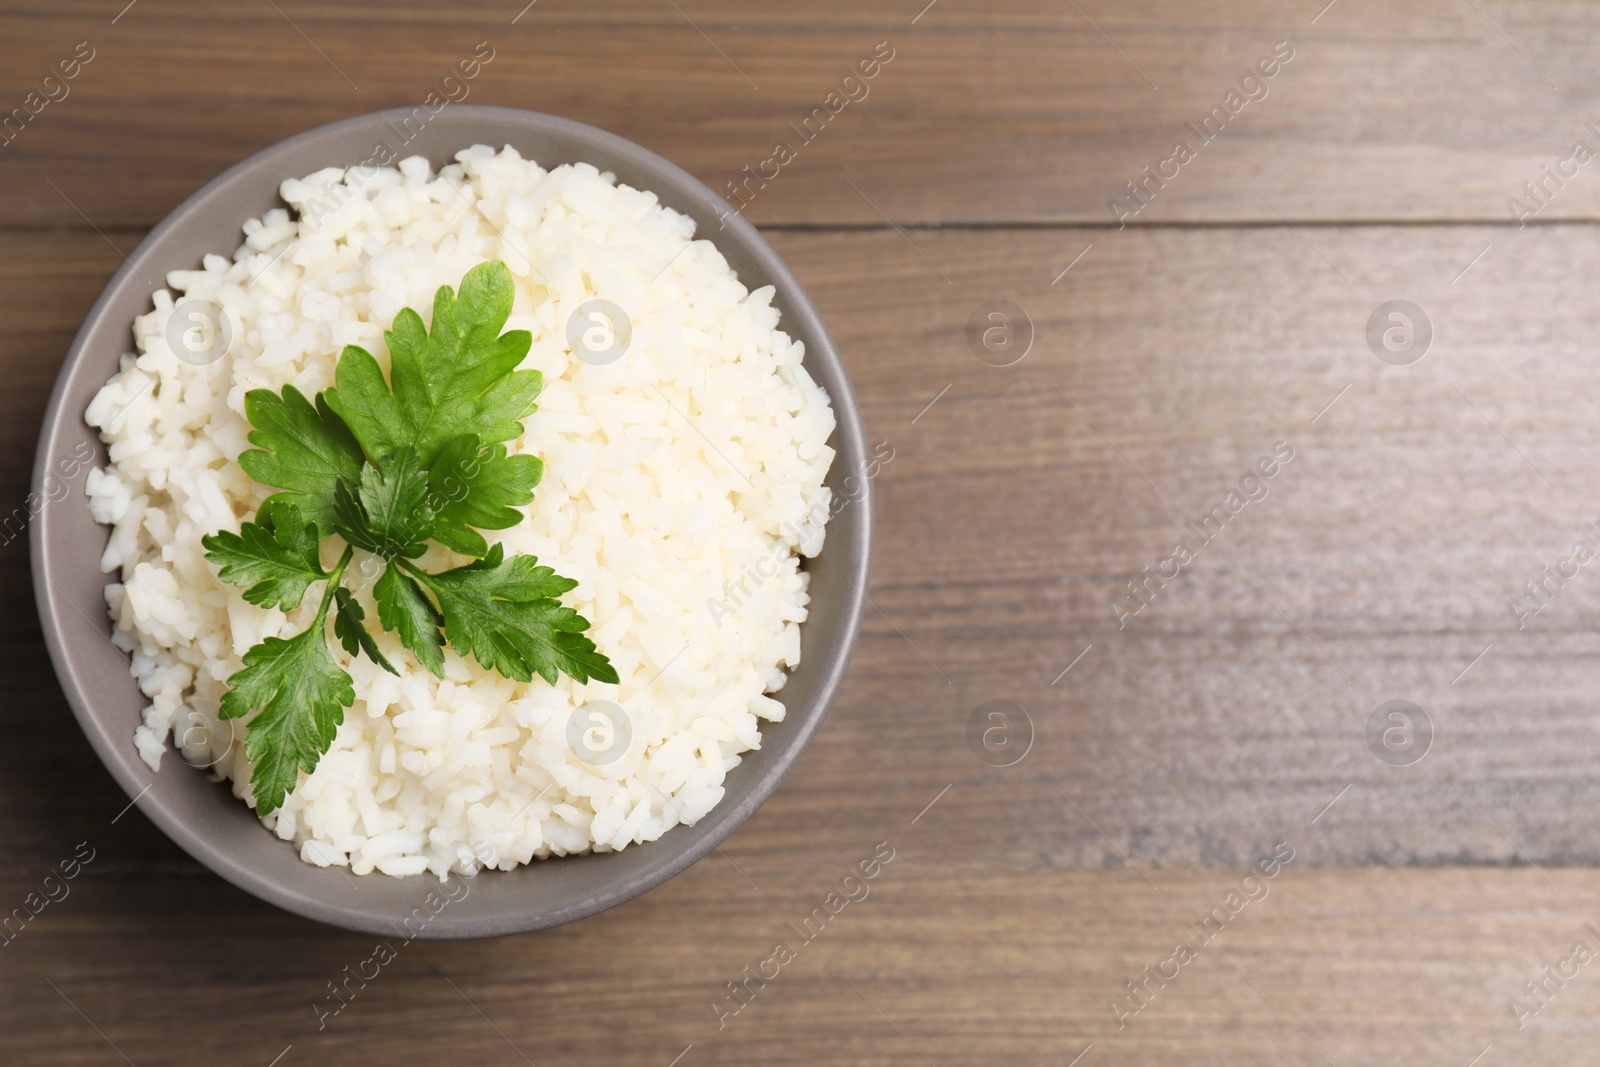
xmin=31 ymin=105 xmax=871 ymax=937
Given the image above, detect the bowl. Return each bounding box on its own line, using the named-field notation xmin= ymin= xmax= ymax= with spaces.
xmin=31 ymin=106 xmax=871 ymax=938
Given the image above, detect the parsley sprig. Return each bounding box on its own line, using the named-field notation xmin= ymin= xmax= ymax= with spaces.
xmin=202 ymin=260 xmax=618 ymax=814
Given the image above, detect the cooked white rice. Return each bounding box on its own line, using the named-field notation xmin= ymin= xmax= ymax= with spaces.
xmin=83 ymin=145 xmax=836 ymax=878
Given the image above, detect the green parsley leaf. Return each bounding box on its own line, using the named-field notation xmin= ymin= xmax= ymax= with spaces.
xmin=216 ymin=261 xmax=617 ymax=816
xmin=331 ymin=447 xmax=435 ymax=558
xmin=237 ymin=385 xmax=365 ymax=536
xmin=359 ymin=447 xmax=435 ymax=550
xmin=406 ymin=544 xmax=617 ymax=686
xmin=373 ymin=561 xmax=446 ymax=678
xmin=326 ymin=260 xmax=542 ymax=470
xmin=333 ymin=587 xmax=399 ymax=676
xmin=330 ymin=481 xmax=377 ymax=554
xmin=218 ymin=554 xmax=355 ymax=816
xmin=201 ymin=500 xmax=326 ymax=611
xmin=322 ymin=344 xmax=404 ymax=462
xmin=426 ymin=435 xmax=543 ymax=558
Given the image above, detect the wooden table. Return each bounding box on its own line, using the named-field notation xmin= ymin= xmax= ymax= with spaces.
xmin=5 ymin=2 xmax=1600 ymax=1063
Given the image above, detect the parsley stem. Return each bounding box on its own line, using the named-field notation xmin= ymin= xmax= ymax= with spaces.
xmin=316 ymin=545 xmax=355 ymax=621
xmin=394 ymin=556 xmax=433 ymax=585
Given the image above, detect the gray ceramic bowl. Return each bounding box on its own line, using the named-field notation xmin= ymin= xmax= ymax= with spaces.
xmin=31 ymin=106 xmax=870 ymax=938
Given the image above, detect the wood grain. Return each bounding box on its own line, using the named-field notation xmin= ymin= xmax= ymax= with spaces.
xmin=5 ymin=857 xmax=1600 ymax=1066
xmin=7 ymin=225 xmax=1600 ymax=878
xmin=3 ymin=219 xmax=1599 ymax=1061
xmin=6 ymin=1 xmax=1600 ymax=1062
xmin=776 ymin=221 xmax=1600 ymax=870
xmin=5 ymin=0 xmax=1600 ymax=227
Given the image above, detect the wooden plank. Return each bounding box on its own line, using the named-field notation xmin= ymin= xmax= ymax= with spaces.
xmin=3 ymin=0 xmax=1600 ymax=227
xmin=3 ymin=223 xmax=1600 ymax=881
xmin=774 ymin=220 xmax=1600 ymax=870
xmin=3 ymin=860 xmax=1597 ymax=1065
